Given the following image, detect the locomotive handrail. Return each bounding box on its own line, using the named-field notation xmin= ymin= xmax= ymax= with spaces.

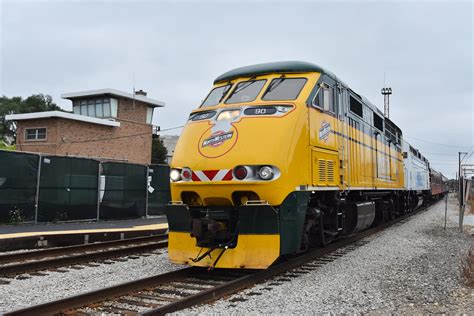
xmin=169 ymin=201 xmax=184 ymax=205
xmin=245 ymin=200 xmax=269 ymax=205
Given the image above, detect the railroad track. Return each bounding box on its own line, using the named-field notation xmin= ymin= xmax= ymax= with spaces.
xmin=5 ymin=202 xmax=438 ymax=315
xmin=0 ymin=234 xmax=168 ymax=279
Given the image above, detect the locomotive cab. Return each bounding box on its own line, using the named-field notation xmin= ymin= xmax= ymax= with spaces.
xmin=166 ymin=62 xmax=319 ymax=269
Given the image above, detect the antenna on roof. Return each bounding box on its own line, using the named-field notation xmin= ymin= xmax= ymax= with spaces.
xmin=381 ymin=72 xmax=392 ymax=118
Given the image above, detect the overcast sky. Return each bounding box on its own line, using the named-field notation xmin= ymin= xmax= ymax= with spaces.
xmin=1 ymin=0 xmax=472 ymax=177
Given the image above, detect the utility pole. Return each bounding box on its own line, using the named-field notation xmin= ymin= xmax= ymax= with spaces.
xmin=381 ymin=87 xmax=392 ymax=118
xmin=458 ymin=152 xmax=468 ymax=232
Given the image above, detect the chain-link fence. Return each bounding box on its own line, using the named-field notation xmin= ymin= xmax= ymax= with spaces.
xmin=0 ymin=150 xmax=171 ymax=224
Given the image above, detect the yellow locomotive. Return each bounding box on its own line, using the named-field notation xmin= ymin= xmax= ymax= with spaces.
xmin=166 ymin=61 xmax=405 ymax=269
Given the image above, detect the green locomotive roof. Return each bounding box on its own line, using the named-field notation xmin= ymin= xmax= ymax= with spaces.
xmin=214 ymin=61 xmax=328 ymax=84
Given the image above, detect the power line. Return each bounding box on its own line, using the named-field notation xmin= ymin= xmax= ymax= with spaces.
xmin=428 ymin=158 xmax=459 ymax=162
xmin=423 ymin=151 xmax=464 ymax=156
xmin=63 ymin=125 xmax=185 ymax=144
xmin=156 ymin=125 xmax=184 ymax=132
xmin=405 ymin=135 xmax=472 ymax=149
xmin=64 ymin=131 xmax=151 ymax=144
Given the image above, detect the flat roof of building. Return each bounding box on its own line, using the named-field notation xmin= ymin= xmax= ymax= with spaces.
xmin=5 ymin=111 xmax=121 ymax=127
xmin=61 ymin=88 xmax=165 ymax=107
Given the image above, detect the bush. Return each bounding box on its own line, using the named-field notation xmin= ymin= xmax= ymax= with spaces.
xmin=9 ymin=207 xmax=25 ymax=224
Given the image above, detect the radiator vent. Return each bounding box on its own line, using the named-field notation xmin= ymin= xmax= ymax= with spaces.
xmin=327 ymin=160 xmax=335 ymax=183
xmin=318 ymin=159 xmax=326 ymax=182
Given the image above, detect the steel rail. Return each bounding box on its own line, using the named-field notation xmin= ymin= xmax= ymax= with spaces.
xmin=145 ymin=203 xmax=429 ymax=315
xmin=5 ymin=201 xmax=438 ymax=316
xmin=0 ymin=239 xmax=168 ymax=277
xmin=0 ymin=234 xmax=168 ymax=265
xmin=5 ymin=267 xmax=199 ymax=315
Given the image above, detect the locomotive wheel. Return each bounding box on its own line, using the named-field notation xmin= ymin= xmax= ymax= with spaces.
xmin=300 ymin=218 xmax=320 ymax=251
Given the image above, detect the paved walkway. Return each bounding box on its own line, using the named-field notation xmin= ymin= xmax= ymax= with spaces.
xmin=0 ymin=217 xmax=168 ymax=239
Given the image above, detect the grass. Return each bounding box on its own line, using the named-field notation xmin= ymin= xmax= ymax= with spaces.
xmin=462 ymin=247 xmax=474 ymax=288
xmin=0 ymin=142 xmax=15 ymax=151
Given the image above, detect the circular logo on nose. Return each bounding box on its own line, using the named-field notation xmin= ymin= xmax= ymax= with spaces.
xmin=198 ymin=124 xmax=238 ymax=158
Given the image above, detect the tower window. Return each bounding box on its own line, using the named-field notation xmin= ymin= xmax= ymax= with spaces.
xmin=25 ymin=128 xmax=47 ymax=141
xmin=73 ymin=98 xmax=117 ymax=118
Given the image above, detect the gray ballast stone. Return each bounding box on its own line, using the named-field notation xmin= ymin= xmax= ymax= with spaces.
xmin=0 ymin=251 xmax=181 ymax=313
xmin=183 ymin=201 xmax=473 ymax=314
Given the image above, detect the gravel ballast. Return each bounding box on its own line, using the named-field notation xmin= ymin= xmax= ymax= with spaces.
xmin=184 ymin=200 xmax=473 ymax=314
xmin=0 ymin=251 xmax=181 ymax=313
xmin=1 ymin=199 xmax=472 ymax=314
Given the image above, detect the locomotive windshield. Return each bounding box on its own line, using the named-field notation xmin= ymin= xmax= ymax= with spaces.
xmin=201 ymin=84 xmax=232 ymax=107
xmin=262 ymin=78 xmax=307 ymax=100
xmin=225 ymin=80 xmax=266 ymax=104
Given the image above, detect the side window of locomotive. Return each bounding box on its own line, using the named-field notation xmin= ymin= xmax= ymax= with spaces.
xmin=225 ymin=80 xmax=266 ymax=104
xmin=322 ymin=86 xmax=335 ymax=113
xmin=262 ymin=78 xmax=307 ymax=100
xmin=373 ymin=112 xmax=384 ymax=132
xmin=349 ymin=95 xmax=363 ymax=118
xmin=201 ymin=84 xmax=232 ymax=107
xmin=312 ymin=83 xmax=335 ymax=114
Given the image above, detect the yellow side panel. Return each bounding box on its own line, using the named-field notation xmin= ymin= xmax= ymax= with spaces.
xmin=335 ymin=119 xmax=404 ymax=190
xmin=168 ymin=232 xmax=280 ymax=269
xmin=311 ymin=148 xmax=339 ymax=187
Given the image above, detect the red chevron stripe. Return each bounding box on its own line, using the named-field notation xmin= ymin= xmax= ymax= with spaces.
xmin=202 ymin=169 xmax=219 ymax=180
xmin=222 ymin=169 xmax=233 ymax=181
xmin=191 ymin=172 xmax=200 ymax=181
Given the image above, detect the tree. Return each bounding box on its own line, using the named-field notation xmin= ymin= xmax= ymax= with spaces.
xmin=0 ymin=94 xmax=61 ymax=143
xmin=151 ymin=137 xmax=168 ymax=164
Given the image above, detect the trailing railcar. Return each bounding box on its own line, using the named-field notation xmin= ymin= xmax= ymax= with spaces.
xmin=166 ymin=61 xmax=409 ymax=270
xmin=402 ymin=141 xmax=430 ymax=209
xmin=430 ymin=168 xmax=448 ymax=199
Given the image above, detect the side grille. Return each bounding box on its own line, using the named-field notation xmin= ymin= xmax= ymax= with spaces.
xmin=318 ymin=159 xmax=326 ymax=182
xmin=327 ymin=160 xmax=335 ymax=183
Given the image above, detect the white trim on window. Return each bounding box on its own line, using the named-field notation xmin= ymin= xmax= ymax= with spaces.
xmin=25 ymin=127 xmax=47 ymax=141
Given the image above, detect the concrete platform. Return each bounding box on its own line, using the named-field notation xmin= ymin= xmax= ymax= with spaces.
xmin=0 ymin=217 xmax=168 ymax=251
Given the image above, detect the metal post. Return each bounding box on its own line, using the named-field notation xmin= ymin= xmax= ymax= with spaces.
xmin=145 ymin=166 xmax=149 ymax=218
xmin=96 ymin=162 xmax=101 ymax=222
xmin=444 ymin=192 xmax=448 ymax=230
xmin=34 ymin=154 xmax=42 ymax=224
xmin=458 ymin=152 xmax=468 ymax=232
xmin=459 ymin=152 xmax=462 ymax=206
xmin=381 ymin=87 xmax=392 ymax=118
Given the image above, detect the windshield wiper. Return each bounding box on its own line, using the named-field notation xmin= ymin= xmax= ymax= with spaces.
xmin=232 ymin=80 xmax=256 ymax=94
xmin=263 ymin=78 xmax=286 ymax=97
xmin=218 ymin=85 xmax=231 ymax=103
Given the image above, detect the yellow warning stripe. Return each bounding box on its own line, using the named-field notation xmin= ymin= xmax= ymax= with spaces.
xmin=0 ymin=223 xmax=169 ymax=240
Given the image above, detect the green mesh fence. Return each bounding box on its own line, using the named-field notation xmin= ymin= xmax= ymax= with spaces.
xmin=147 ymin=164 xmax=171 ymax=216
xmin=100 ymin=162 xmax=147 ymax=220
xmin=0 ymin=151 xmax=168 ymax=224
xmin=0 ymin=150 xmax=39 ymax=223
xmin=38 ymin=156 xmax=99 ymax=222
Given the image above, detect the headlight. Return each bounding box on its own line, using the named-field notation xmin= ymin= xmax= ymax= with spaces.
xmin=258 ymin=166 xmax=274 ymax=180
xmin=217 ymin=109 xmax=241 ymax=121
xmin=170 ymin=168 xmax=182 ymax=182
